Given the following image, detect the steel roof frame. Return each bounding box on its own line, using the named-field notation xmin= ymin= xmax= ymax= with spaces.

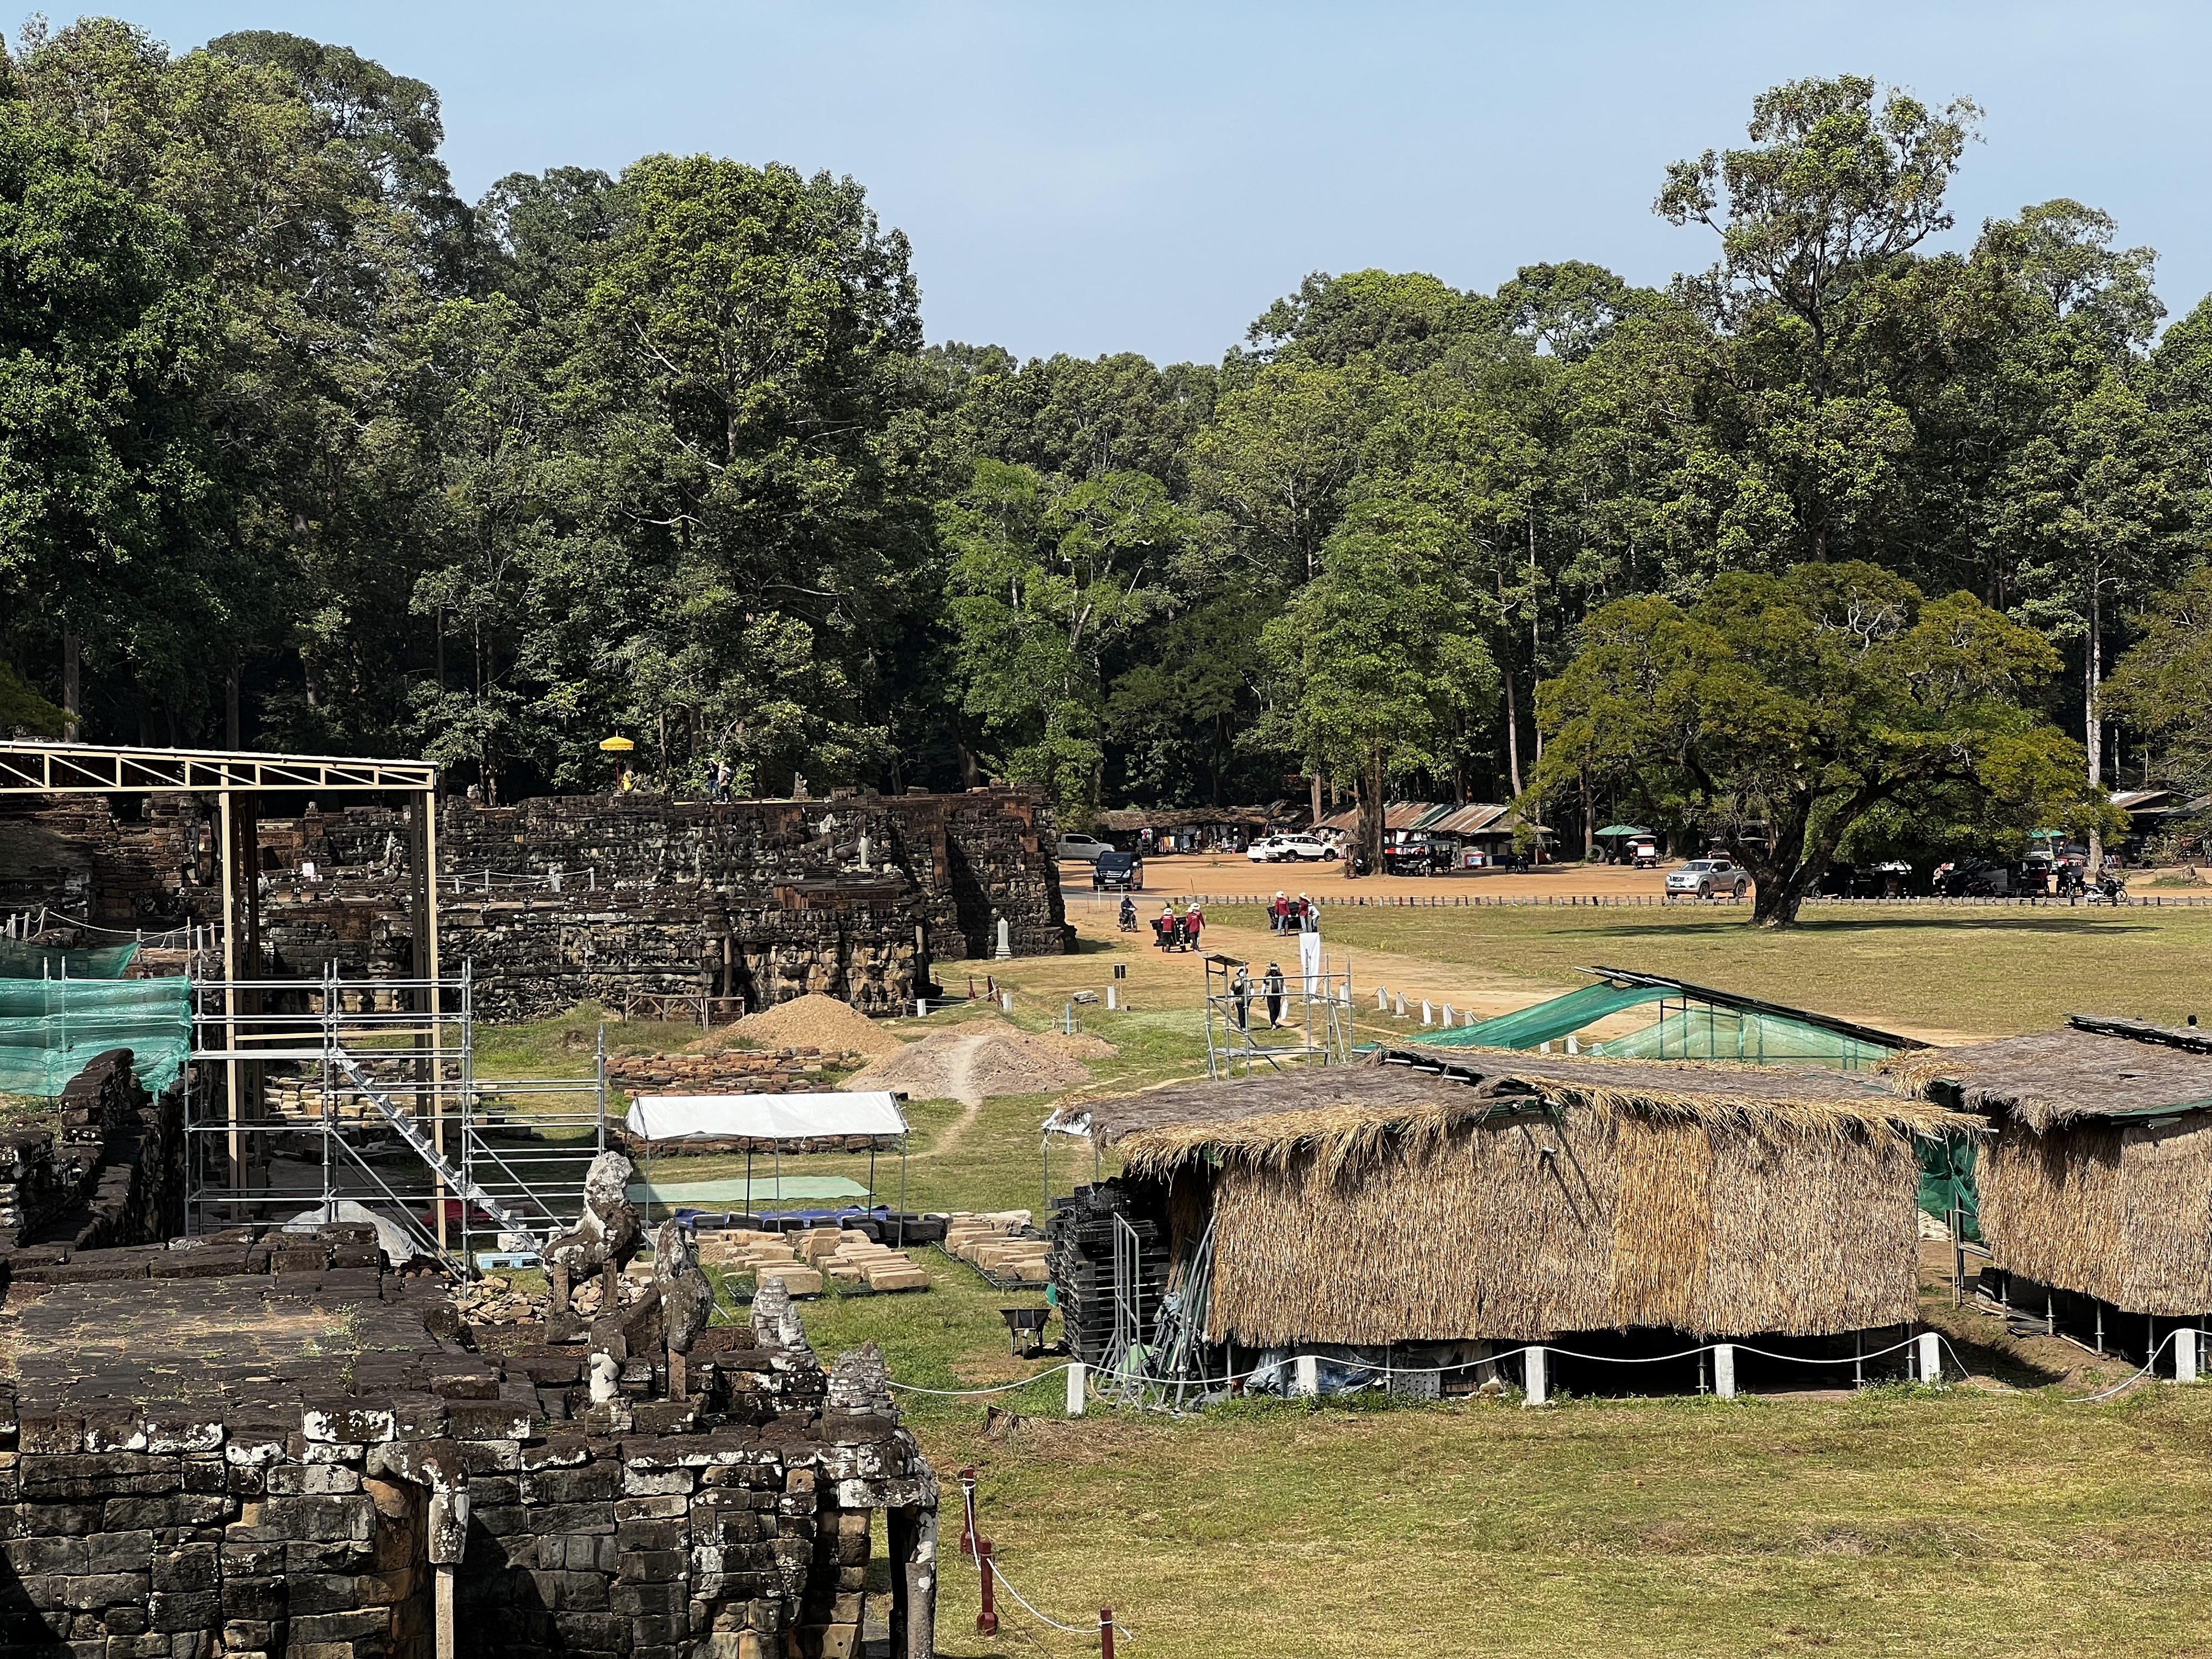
xmin=0 ymin=739 xmax=435 ymax=795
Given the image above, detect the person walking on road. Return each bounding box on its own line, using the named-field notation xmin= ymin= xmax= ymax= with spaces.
xmin=1263 ymin=961 xmax=1287 ymax=1026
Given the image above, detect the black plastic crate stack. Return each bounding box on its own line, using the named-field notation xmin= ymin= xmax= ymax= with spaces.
xmin=1048 ymin=1181 xmax=1170 ymax=1368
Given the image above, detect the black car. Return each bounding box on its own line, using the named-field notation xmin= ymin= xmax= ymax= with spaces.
xmin=1093 ymin=851 xmax=1144 ymax=891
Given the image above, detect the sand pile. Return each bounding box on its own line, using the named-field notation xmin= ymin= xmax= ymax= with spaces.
xmin=846 ymin=1026 xmax=1092 ymax=1105
xmin=717 ymin=993 xmax=904 ymax=1058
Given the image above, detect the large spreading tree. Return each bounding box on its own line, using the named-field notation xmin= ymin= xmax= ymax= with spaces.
xmin=1529 ymin=562 xmax=2119 ymax=925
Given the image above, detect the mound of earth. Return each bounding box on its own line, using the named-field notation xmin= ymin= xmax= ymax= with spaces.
xmin=845 ymin=1026 xmax=1092 ymax=1105
xmin=718 ymin=993 xmax=904 ymax=1058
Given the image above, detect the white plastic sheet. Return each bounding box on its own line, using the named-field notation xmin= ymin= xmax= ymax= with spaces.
xmin=625 ymin=1090 xmax=909 ymax=1142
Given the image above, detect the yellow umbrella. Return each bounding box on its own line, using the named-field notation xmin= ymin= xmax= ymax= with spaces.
xmin=598 ymin=736 xmax=635 ymax=753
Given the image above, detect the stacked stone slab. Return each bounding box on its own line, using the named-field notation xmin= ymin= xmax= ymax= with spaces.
xmin=0 ymin=1231 xmax=940 ymax=1657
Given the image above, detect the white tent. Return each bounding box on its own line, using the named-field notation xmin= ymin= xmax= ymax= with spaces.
xmin=625 ymin=1091 xmax=909 ymax=1142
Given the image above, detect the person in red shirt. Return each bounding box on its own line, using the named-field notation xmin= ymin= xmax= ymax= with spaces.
xmin=1185 ymin=901 xmax=1204 ymax=948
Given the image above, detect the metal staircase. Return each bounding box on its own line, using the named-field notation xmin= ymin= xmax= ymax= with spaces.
xmin=330 ymin=1049 xmax=547 ymax=1243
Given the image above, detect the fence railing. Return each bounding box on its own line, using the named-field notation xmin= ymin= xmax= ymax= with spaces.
xmin=1058 ymin=889 xmax=2212 ymax=910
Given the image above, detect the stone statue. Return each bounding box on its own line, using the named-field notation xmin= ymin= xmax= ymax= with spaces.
xmin=545 ymin=1151 xmax=641 ymax=1317
xmin=653 ymin=1217 xmax=712 ymax=1397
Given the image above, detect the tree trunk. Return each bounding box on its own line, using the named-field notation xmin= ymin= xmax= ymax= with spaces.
xmin=1580 ymin=769 xmax=1594 ymax=862
xmin=61 ymin=631 xmax=80 ymax=743
xmin=1308 ymin=773 xmax=1322 ymax=831
xmin=2086 ymin=570 xmax=2105 ymax=873
xmin=225 ymin=655 xmax=242 ymax=750
xmin=1750 ymin=875 xmax=1809 ymax=927
xmin=1356 ymin=740 xmax=1387 ymax=875
xmin=1502 ymin=661 xmax=1522 ymax=797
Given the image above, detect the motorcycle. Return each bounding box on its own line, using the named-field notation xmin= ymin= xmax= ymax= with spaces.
xmin=2087 ymin=874 xmax=2129 ymax=905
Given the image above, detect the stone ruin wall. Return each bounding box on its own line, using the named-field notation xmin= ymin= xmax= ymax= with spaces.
xmin=0 ymin=1048 xmax=185 ymax=1264
xmin=0 ymin=785 xmax=1072 ymax=1021
xmin=0 ymin=1238 xmax=938 ymax=1659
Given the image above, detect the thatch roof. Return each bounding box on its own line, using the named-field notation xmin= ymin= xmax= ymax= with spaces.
xmin=1090 ymin=1046 xmax=1975 ymax=1178
xmin=1885 ymin=1016 xmax=2212 ymax=1133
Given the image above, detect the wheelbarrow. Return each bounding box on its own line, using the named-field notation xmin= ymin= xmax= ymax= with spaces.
xmin=1001 ymin=1306 xmax=1052 ymax=1358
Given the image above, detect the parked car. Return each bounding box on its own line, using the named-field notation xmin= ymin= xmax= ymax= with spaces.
xmin=1092 ymin=851 xmax=1144 ymax=891
xmin=1666 ymin=857 xmax=1749 ymax=899
xmin=1275 ymin=834 xmax=1338 ymax=862
xmin=1056 ymin=833 xmax=1113 ymax=864
xmin=1246 ymin=836 xmax=1287 ymax=862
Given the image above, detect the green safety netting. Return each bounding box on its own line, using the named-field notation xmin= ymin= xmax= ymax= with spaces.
xmin=1417 ymin=981 xmax=1669 ymax=1049
xmin=1917 ymin=1133 xmax=1982 ymax=1243
xmin=1586 ymin=1005 xmax=1898 ymax=1071
xmin=0 ymin=975 xmax=191 ymax=1097
xmin=0 ymin=938 xmax=139 ymax=979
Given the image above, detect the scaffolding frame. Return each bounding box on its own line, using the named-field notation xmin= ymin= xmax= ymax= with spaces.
xmin=0 ymin=739 xmax=447 ymax=1244
xmin=185 ymin=961 xmax=606 ymax=1275
xmin=1202 ymin=949 xmax=1353 ymax=1078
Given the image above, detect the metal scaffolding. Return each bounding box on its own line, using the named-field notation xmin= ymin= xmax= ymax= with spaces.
xmin=0 ymin=739 xmax=448 ymax=1247
xmin=1202 ymin=948 xmax=1353 ymax=1078
xmin=185 ymin=962 xmax=605 ymax=1275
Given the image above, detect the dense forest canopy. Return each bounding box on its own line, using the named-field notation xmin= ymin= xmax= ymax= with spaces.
xmin=2 ymin=26 xmax=2208 ymax=877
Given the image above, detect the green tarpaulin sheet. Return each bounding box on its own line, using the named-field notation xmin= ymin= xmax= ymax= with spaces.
xmin=1917 ymin=1133 xmax=1982 ymax=1243
xmin=0 ymin=975 xmax=190 ymax=1097
xmin=0 ymin=939 xmax=139 ymax=979
xmin=1417 ymin=982 xmax=1670 ymax=1049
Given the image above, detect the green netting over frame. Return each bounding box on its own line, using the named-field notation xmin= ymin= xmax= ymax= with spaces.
xmin=0 ymin=975 xmax=190 ymax=1096
xmin=1587 ymin=1006 xmax=1896 ymax=1070
xmin=1416 ymin=981 xmax=1670 ymax=1049
xmin=0 ymin=939 xmax=140 ymax=979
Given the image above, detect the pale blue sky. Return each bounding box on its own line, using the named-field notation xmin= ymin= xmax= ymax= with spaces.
xmin=59 ymin=2 xmax=2212 ymax=363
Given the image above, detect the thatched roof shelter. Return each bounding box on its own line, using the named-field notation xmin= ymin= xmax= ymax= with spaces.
xmin=1070 ymin=1046 xmax=1975 ymax=1345
xmin=1886 ymin=1015 xmax=2212 ymax=1315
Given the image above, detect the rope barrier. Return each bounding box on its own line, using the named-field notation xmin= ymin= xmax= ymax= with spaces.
xmin=990 ymin=1563 xmax=1119 ymax=1638
xmin=885 ymin=1363 xmax=1075 ymax=1397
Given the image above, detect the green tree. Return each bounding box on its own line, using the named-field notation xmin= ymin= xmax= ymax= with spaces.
xmin=2101 ymin=566 xmax=2212 ymax=801
xmin=942 ymin=460 xmax=1186 ymax=820
xmin=0 ymin=103 xmax=216 ymax=739
xmin=1996 ymin=371 xmax=2188 ymax=854
xmin=1656 ymin=75 xmax=1980 ymax=564
xmin=1530 ymin=562 xmax=2115 ymax=925
xmin=574 ymin=153 xmax=933 ymax=790
xmin=1266 ymin=500 xmax=1496 ymax=871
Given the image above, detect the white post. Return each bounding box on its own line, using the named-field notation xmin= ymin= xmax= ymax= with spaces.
xmin=1713 ymin=1343 xmax=1736 ymax=1400
xmin=1375 ymin=985 xmax=1388 ymax=1011
xmin=1066 ymin=1361 xmax=1086 ymax=1417
xmin=1524 ymin=1346 xmax=1548 ymax=1406
xmin=1000 ymin=992 xmax=1013 ymax=1014
xmin=1566 ymin=1034 xmax=1579 ymax=1054
xmin=1394 ymin=993 xmax=1407 ymax=1018
xmin=1441 ymin=1004 xmax=1455 ymax=1026
xmin=2178 ymin=1328 xmax=2199 ymax=1384
xmin=1105 ymin=985 xmax=1117 ymax=1010
xmin=1420 ymin=1000 xmax=1433 ymax=1026
xmin=915 ymin=998 xmax=927 ymax=1018
xmin=1916 ymin=1330 xmax=1940 ymax=1383
xmin=1292 ymin=1354 xmax=1319 ymax=1398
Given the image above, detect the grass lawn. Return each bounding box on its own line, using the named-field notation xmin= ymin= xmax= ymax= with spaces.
xmin=1315 ymin=901 xmax=2212 ymax=1039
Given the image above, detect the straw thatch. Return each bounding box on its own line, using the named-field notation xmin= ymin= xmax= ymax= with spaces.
xmin=1886 ymin=1024 xmax=2212 ymax=1131
xmin=1887 ymin=1021 xmax=2212 ymax=1313
xmin=1094 ymin=1050 xmax=1975 ymax=1344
